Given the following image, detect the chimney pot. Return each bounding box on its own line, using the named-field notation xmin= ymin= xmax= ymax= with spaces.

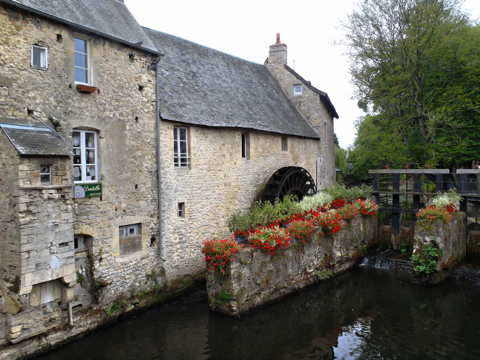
xmin=276 ymin=33 xmax=281 ymax=44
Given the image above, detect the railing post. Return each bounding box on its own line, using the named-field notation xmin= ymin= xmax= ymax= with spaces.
xmin=460 ymin=174 xmax=468 ymax=212
xmin=392 ymin=173 xmax=400 ymax=237
xmin=373 ymin=173 xmax=379 ymax=204
xmin=436 ymin=174 xmax=444 ymax=193
xmin=413 ymin=173 xmax=421 ymax=209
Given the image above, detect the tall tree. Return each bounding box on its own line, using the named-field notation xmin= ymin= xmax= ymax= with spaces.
xmin=343 ymin=0 xmax=479 ymax=168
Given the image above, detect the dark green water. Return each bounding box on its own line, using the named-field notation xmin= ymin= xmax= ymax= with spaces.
xmin=37 ymin=267 xmax=480 ymax=360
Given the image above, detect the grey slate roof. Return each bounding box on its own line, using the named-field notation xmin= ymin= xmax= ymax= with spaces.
xmin=2 ymin=0 xmax=157 ymax=53
xmin=0 ymin=117 xmax=72 ymax=156
xmin=284 ymin=65 xmax=339 ymax=119
xmin=144 ymin=28 xmax=320 ymax=139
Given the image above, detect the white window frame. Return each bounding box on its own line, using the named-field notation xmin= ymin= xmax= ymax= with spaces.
xmin=73 ymin=130 xmax=98 ymax=183
xmin=119 ymin=224 xmax=140 ymax=237
xmin=74 ymin=234 xmax=87 ymax=252
xmin=40 ymin=165 xmax=51 ymax=184
xmin=174 ymin=127 xmax=190 ymax=167
xmin=74 ymin=37 xmax=91 ymax=85
xmin=31 ymin=45 xmax=48 ymax=68
xmin=294 ymin=84 xmax=302 ymax=95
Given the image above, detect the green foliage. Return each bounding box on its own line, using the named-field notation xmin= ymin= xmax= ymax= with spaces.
xmin=411 ymin=240 xmax=445 ymax=275
xmin=298 ymin=192 xmax=333 ymax=213
xmin=429 ymin=189 xmax=463 ymax=209
xmin=335 ymin=145 xmax=349 ymax=176
xmin=324 ymin=182 xmax=372 ymax=203
xmin=399 ymin=242 xmax=409 ymax=254
xmin=226 ymin=195 xmax=299 ymax=236
xmin=361 ymin=243 xmax=368 ymax=255
xmin=343 ymin=0 xmax=479 ymax=169
xmin=215 ymin=290 xmax=231 ymax=305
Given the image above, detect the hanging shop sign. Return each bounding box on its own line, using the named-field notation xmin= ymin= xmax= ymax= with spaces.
xmin=74 ymin=183 xmax=102 ymax=198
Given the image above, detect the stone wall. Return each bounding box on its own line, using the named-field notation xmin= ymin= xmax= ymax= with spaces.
xmin=265 ymin=42 xmax=335 ymax=189
xmin=159 ymin=123 xmax=322 ymax=280
xmin=412 ymin=212 xmax=466 ymax=285
xmin=207 ymin=216 xmax=376 ymax=318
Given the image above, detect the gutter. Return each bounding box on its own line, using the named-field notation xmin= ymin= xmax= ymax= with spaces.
xmin=0 ymin=0 xmax=163 ymax=56
xmin=156 ymin=55 xmax=165 ymax=260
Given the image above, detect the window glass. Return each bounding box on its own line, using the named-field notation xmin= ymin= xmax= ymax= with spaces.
xmin=174 ymin=127 xmax=190 ymax=167
xmin=73 ymin=130 xmax=97 ymax=183
xmin=294 ymin=84 xmax=302 ymax=95
xmin=40 ymin=165 xmax=51 ymax=183
xmin=74 ymin=38 xmax=89 ymax=84
xmin=31 ymin=46 xmax=47 ymax=68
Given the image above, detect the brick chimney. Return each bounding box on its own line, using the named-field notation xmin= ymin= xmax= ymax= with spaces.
xmin=269 ymin=33 xmax=287 ymax=65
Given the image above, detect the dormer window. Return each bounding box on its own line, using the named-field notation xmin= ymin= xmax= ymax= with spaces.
xmin=294 ymin=84 xmax=302 ymax=95
xmin=31 ymin=45 xmax=47 ymax=68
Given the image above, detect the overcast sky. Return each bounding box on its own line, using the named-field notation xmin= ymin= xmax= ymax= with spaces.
xmin=126 ymin=0 xmax=480 ymax=149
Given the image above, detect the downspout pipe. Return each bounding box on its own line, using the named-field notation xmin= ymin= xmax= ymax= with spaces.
xmin=156 ymin=54 xmax=165 ymax=260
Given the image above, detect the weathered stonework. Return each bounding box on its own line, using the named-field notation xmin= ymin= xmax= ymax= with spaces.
xmin=207 ymin=216 xmax=376 ymax=318
xmin=265 ymin=39 xmax=336 ymax=189
xmin=412 ymin=213 xmax=466 ymax=285
xmin=0 ymin=2 xmax=339 ymax=358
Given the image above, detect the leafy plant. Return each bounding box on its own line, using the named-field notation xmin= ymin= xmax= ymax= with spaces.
xmin=248 ymin=226 xmax=290 ymax=255
xmin=411 ymin=240 xmax=445 ymax=275
xmin=324 ymin=183 xmax=372 ymax=203
xmin=286 ymin=220 xmax=315 ymax=244
xmin=297 ymin=192 xmax=332 ymax=212
xmin=338 ymin=203 xmax=359 ymax=220
xmin=312 ymin=210 xmax=343 ymax=234
xmin=416 ymin=205 xmax=452 ymax=231
xmin=361 ymin=243 xmax=368 ymax=255
xmin=354 ymin=199 xmax=377 ymax=216
xmin=202 ymin=237 xmax=242 ymax=275
xmin=428 ymin=189 xmax=462 ymax=212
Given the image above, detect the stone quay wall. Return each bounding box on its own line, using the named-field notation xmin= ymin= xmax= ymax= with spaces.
xmin=207 ymin=216 xmax=376 ymax=318
xmin=412 ymin=212 xmax=466 ymax=285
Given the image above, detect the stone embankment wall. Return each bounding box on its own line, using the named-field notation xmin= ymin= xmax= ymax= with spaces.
xmin=207 ymin=216 xmax=376 ymax=318
xmin=412 ymin=213 xmax=466 ymax=285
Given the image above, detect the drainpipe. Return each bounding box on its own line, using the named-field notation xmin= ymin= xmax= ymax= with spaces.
xmin=156 ymin=54 xmax=165 ymax=259
xmin=68 ymin=302 xmax=74 ymax=325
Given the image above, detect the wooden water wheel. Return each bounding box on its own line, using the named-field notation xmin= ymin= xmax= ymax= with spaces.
xmin=262 ymin=167 xmax=316 ymax=204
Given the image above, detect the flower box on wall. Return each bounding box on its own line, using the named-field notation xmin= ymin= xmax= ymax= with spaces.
xmin=76 ymin=85 xmax=97 ymax=93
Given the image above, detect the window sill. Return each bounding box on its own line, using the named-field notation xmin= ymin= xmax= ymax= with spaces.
xmin=31 ymin=65 xmax=48 ymax=71
xmin=76 ymin=85 xmax=97 ymax=93
xmin=20 ymin=184 xmax=72 ymax=190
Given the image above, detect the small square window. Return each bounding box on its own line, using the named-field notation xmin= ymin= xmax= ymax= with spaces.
xmin=119 ymin=224 xmax=140 ymax=238
xmin=294 ymin=84 xmax=302 ymax=95
xmin=178 ymin=202 xmax=185 ymax=218
xmin=40 ymin=165 xmax=51 ymax=183
xmin=31 ymin=46 xmax=48 ymax=68
xmin=74 ymin=235 xmax=86 ymax=251
xmin=119 ymin=223 xmax=142 ymax=256
xmin=281 ymin=137 xmax=288 ymax=151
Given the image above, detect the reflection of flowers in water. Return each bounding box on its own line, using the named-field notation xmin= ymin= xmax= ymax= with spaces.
xmin=74 ymin=185 xmax=85 ymax=198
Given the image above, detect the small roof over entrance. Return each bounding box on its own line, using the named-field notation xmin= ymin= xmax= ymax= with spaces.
xmin=0 ymin=117 xmax=72 ymax=156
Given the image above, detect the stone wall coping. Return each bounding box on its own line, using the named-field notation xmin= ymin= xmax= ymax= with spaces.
xmin=369 ymin=169 xmax=449 ymax=174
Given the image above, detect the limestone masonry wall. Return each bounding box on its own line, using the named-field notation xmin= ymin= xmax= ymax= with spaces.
xmin=207 ymin=216 xmax=376 ymax=318
xmin=159 ymin=123 xmax=322 ymax=280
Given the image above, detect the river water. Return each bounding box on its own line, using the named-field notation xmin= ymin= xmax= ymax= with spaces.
xmin=38 ymin=266 xmax=480 ymax=360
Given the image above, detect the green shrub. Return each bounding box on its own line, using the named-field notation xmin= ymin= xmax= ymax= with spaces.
xmin=324 ymin=183 xmax=372 ymax=203
xmin=411 ymin=240 xmax=445 ymax=275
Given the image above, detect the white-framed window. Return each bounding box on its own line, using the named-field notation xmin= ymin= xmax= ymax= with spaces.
xmin=281 ymin=137 xmax=288 ymax=151
xmin=31 ymin=45 xmax=48 ymax=68
xmin=74 ymin=37 xmax=90 ymax=84
xmin=40 ymin=165 xmax=51 ymax=183
xmin=73 ymin=130 xmax=98 ymax=183
xmin=174 ymin=127 xmax=190 ymax=167
xmin=294 ymin=84 xmax=302 ymax=95
xmin=74 ymin=234 xmax=86 ymax=252
xmin=119 ymin=224 xmax=140 ymax=238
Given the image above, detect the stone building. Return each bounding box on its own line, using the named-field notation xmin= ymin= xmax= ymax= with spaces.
xmin=0 ymin=0 xmax=338 ymax=357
